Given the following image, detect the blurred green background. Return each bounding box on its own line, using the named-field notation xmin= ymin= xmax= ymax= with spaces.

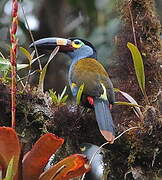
xmin=0 ymin=0 xmax=161 ymax=92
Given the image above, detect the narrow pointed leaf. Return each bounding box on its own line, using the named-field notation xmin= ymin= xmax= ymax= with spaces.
xmin=77 ymin=84 xmax=84 ymax=105
xmin=0 ymin=51 xmax=5 ymax=59
xmin=48 ymin=46 xmax=60 ymax=62
xmin=22 ymin=133 xmax=64 ymax=180
xmin=0 ymin=165 xmax=2 ymax=180
xmin=59 ymin=86 xmax=67 ymax=101
xmin=31 ymin=54 xmax=45 ymax=65
xmin=39 ymin=154 xmax=90 ymax=180
xmin=60 ymin=95 xmax=68 ymax=103
xmin=0 ymin=127 xmax=20 ymax=179
xmin=19 ymin=47 xmax=32 ymax=62
xmin=57 ymin=94 xmax=61 ymax=102
xmin=0 ymin=58 xmax=10 ymax=71
xmin=17 ymin=64 xmax=29 ymax=71
xmin=0 ymin=58 xmax=29 ymax=72
xmin=127 ymin=42 xmax=145 ymax=94
xmin=49 ymin=90 xmax=58 ymax=104
xmin=115 ymin=88 xmax=144 ymax=119
xmin=114 ymin=101 xmax=143 ymax=107
xmin=4 ymin=157 xmax=14 ymax=180
xmin=30 ymin=50 xmax=36 ymax=60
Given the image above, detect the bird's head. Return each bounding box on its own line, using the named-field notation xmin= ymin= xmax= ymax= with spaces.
xmin=30 ymin=37 xmax=97 ymax=61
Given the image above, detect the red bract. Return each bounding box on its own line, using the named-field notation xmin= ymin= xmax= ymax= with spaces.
xmin=39 ymin=154 xmax=90 ymax=180
xmin=22 ymin=133 xmax=64 ymax=180
xmin=0 ymin=127 xmax=20 ymax=179
xmin=0 ymin=127 xmax=90 ymax=180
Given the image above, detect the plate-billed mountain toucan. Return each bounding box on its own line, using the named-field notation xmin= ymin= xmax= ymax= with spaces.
xmin=30 ymin=37 xmax=115 ymax=143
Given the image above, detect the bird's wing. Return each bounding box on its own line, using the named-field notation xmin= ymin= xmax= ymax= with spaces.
xmin=104 ymin=77 xmax=115 ymax=104
xmin=69 ymin=58 xmax=115 ymax=103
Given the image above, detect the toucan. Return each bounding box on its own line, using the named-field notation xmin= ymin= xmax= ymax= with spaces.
xmin=30 ymin=37 xmax=115 ymax=143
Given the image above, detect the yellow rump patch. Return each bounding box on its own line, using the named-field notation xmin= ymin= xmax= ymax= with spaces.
xmin=100 ymin=83 xmax=107 ymax=100
xmin=71 ymin=82 xmax=77 ymax=88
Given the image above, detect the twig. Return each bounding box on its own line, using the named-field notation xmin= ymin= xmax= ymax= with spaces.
xmin=17 ymin=74 xmax=25 ymax=89
xmin=23 ymin=54 xmax=45 ymax=92
xmin=128 ymin=0 xmax=137 ymax=47
xmin=10 ymin=0 xmax=19 ymax=129
xmin=80 ymin=126 xmax=140 ymax=180
xmin=20 ymin=3 xmax=42 ymax=71
xmin=18 ymin=70 xmax=38 ymax=82
xmin=38 ymin=46 xmax=60 ymax=92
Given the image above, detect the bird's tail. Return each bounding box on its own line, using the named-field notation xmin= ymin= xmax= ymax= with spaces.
xmin=94 ymin=98 xmax=115 ymax=143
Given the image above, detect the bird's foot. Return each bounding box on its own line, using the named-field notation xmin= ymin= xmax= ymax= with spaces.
xmin=87 ymin=96 xmax=94 ymax=105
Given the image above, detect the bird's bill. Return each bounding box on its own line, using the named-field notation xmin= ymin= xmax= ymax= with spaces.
xmin=29 ymin=37 xmax=75 ymax=51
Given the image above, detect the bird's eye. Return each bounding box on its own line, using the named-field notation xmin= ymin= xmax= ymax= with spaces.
xmin=74 ymin=40 xmax=81 ymax=44
xmin=72 ymin=39 xmax=84 ymax=48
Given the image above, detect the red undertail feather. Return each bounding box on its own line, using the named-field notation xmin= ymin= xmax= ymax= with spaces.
xmin=87 ymin=96 xmax=94 ymax=106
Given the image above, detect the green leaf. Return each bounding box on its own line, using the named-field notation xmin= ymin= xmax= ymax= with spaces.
xmin=20 ymin=47 xmax=32 ymax=62
xmin=60 ymin=95 xmax=68 ymax=103
xmin=76 ymin=84 xmax=84 ymax=105
xmin=49 ymin=88 xmax=68 ymax=105
xmin=49 ymin=89 xmax=58 ymax=103
xmin=114 ymin=101 xmax=143 ymax=107
xmin=127 ymin=42 xmax=145 ymax=95
xmin=17 ymin=64 xmax=29 ymax=71
xmin=39 ymin=46 xmax=60 ymax=92
xmin=0 ymin=58 xmax=10 ymax=72
xmin=3 ymin=157 xmax=14 ymax=180
xmin=0 ymin=166 xmax=2 ymax=180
